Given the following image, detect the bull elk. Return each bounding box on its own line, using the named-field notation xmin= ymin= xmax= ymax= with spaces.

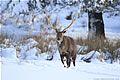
xmin=46 ymin=11 xmax=78 ymax=68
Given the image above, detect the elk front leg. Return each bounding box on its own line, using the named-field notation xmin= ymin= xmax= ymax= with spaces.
xmin=66 ymin=54 xmax=71 ymax=68
xmin=60 ymin=55 xmax=66 ymax=67
xmin=72 ymin=53 xmax=76 ymax=67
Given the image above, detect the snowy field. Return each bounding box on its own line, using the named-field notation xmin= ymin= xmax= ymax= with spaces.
xmin=1 ymin=53 xmax=120 ymax=80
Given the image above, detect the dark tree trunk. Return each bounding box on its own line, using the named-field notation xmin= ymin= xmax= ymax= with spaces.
xmin=88 ymin=11 xmax=105 ymax=40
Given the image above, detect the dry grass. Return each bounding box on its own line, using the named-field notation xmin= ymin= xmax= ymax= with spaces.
xmin=32 ymin=34 xmax=56 ymax=53
xmin=0 ymin=34 xmax=3 ymax=44
xmin=76 ymin=37 xmax=120 ymax=62
xmin=0 ymin=33 xmax=56 ymax=53
xmin=77 ymin=37 xmax=120 ymax=53
xmin=0 ymin=33 xmax=9 ymax=44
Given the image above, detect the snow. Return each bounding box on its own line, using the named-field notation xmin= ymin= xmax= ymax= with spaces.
xmin=104 ymin=13 xmax=120 ymax=33
xmin=1 ymin=57 xmax=120 ymax=80
xmin=1 ymin=45 xmax=120 ymax=80
xmin=25 ymin=47 xmax=39 ymax=59
xmin=0 ymin=48 xmax=17 ymax=59
xmin=0 ymin=58 xmax=1 ymax=80
xmin=12 ymin=1 xmax=29 ymax=15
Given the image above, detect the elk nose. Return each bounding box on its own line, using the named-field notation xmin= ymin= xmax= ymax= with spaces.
xmin=57 ymin=38 xmax=60 ymax=40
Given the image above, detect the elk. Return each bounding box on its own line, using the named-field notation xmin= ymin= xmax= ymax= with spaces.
xmin=46 ymin=11 xmax=78 ymax=68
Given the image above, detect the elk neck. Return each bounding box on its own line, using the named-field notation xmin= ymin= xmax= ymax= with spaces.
xmin=57 ymin=37 xmax=65 ymax=49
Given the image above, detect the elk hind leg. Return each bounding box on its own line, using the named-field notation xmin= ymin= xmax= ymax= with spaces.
xmin=72 ymin=56 xmax=76 ymax=67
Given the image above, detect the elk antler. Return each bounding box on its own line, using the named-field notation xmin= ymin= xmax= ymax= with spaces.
xmin=62 ymin=11 xmax=78 ymax=32
xmin=45 ymin=10 xmax=58 ymax=32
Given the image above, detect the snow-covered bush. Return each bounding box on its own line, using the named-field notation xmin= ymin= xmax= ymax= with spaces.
xmin=81 ymin=51 xmax=104 ymax=63
xmin=0 ymin=48 xmax=17 ymax=59
xmin=17 ymin=38 xmax=40 ymax=59
xmin=0 ymin=38 xmax=41 ymax=60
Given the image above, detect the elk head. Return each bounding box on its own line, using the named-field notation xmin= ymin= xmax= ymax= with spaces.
xmin=45 ymin=11 xmax=78 ymax=45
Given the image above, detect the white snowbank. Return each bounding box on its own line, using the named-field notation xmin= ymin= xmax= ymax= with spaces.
xmin=0 ymin=38 xmax=41 ymax=60
xmin=1 ymin=58 xmax=120 ymax=80
xmin=0 ymin=48 xmax=17 ymax=59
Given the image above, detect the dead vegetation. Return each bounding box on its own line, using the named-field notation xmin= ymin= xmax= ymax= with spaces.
xmin=76 ymin=37 xmax=120 ymax=63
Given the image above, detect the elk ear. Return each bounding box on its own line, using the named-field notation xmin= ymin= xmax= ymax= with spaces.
xmin=62 ymin=30 xmax=66 ymax=33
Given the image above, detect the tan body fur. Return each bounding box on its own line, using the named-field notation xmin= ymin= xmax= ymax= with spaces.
xmin=57 ymin=36 xmax=77 ymax=68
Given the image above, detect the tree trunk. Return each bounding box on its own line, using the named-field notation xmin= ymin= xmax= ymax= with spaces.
xmin=88 ymin=11 xmax=105 ymax=40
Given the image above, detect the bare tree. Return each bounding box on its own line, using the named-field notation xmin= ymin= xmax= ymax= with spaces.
xmin=80 ymin=0 xmax=120 ymax=40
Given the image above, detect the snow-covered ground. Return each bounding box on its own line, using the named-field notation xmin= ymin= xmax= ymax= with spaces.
xmin=1 ymin=52 xmax=120 ymax=80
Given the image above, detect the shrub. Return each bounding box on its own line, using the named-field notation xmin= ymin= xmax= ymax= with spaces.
xmin=76 ymin=37 xmax=120 ymax=63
